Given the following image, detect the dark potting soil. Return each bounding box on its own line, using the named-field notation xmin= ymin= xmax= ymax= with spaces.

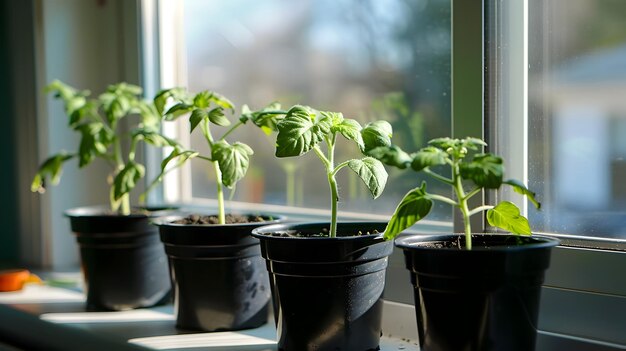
xmin=172 ymin=214 xmax=267 ymax=225
xmin=267 ymin=228 xmax=380 ymax=238
xmin=420 ymin=235 xmax=540 ymax=250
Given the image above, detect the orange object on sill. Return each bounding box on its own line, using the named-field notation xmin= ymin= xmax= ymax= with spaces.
xmin=0 ymin=269 xmax=42 ymax=292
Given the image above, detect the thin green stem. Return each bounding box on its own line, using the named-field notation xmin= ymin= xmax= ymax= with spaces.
xmin=128 ymin=137 xmax=139 ymax=162
xmin=219 ymin=120 xmax=244 ymax=141
xmin=214 ymin=161 xmax=225 ymax=224
xmin=428 ymin=194 xmax=459 ymax=207
xmin=424 ymin=168 xmax=454 ymax=185
xmin=120 ymin=194 xmax=130 ymax=216
xmin=330 ymin=160 xmax=351 ymax=177
xmin=452 ymin=161 xmax=472 ymax=250
xmin=463 ymin=187 xmax=482 ymax=202
xmin=467 ymin=205 xmax=494 ymax=217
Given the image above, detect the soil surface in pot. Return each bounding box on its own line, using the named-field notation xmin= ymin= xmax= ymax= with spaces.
xmin=172 ymin=214 xmax=267 ymax=225
xmin=418 ymin=235 xmax=544 ymax=249
xmin=266 ymin=228 xmax=380 ymax=238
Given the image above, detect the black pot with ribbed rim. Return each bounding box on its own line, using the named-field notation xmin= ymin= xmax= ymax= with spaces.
xmin=155 ymin=214 xmax=283 ymax=332
xmin=251 ymin=222 xmax=394 ymax=351
xmin=66 ymin=206 xmax=174 ymax=311
xmin=395 ymin=234 xmax=560 ymax=351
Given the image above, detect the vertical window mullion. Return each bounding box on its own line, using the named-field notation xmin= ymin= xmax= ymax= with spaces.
xmin=451 ymin=0 xmax=485 ymax=232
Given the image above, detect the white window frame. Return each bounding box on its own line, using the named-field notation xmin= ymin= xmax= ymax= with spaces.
xmin=143 ymin=0 xmax=626 ymax=348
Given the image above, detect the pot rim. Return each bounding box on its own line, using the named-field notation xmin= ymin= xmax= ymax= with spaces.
xmin=251 ymin=221 xmax=387 ymax=241
xmin=64 ymin=205 xmax=177 ymax=219
xmin=395 ymin=233 xmax=560 ymax=252
xmin=153 ymin=213 xmax=285 ymax=228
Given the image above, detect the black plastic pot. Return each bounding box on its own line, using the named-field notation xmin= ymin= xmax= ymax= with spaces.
xmin=251 ymin=222 xmax=394 ymax=351
xmin=395 ymin=234 xmax=560 ymax=351
xmin=156 ymin=214 xmax=283 ymax=332
xmin=66 ymin=206 xmax=172 ymax=311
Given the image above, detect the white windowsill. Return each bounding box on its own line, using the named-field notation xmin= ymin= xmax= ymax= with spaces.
xmin=0 ymin=284 xmax=419 ymax=351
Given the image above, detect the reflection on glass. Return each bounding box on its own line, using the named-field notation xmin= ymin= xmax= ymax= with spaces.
xmin=529 ymin=0 xmax=626 ymax=237
xmin=182 ymin=0 xmax=451 ymax=219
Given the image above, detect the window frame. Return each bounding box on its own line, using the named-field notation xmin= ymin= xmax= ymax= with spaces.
xmin=144 ymin=0 xmax=626 ymax=347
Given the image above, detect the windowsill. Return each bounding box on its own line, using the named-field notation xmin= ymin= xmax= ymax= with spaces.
xmin=0 ymin=283 xmax=419 ymax=350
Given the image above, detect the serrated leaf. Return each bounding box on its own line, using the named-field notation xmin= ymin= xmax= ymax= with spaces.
xmin=132 ymin=130 xmax=178 ymax=147
xmin=112 ymin=162 xmax=145 ymax=200
xmin=462 ymin=137 xmax=487 ymax=150
xmin=275 ymin=105 xmax=332 ymax=157
xmin=77 ymin=123 xmax=113 ymax=167
xmin=212 ymin=141 xmax=254 ymax=188
xmin=486 ymin=201 xmax=532 ymax=235
xmin=361 ymin=120 xmax=392 ymax=152
xmin=193 ymin=91 xmax=211 ymax=108
xmin=208 ymin=107 xmax=230 ymax=126
xmin=160 ymin=148 xmax=199 ymax=172
xmin=154 ymin=88 xmax=187 ymax=115
xmin=31 ymin=153 xmax=75 ymax=193
xmin=190 ymin=109 xmax=208 ymax=132
xmin=366 ymin=145 xmax=412 ymax=169
xmin=164 ymin=103 xmax=193 ymax=121
xmin=135 ymin=101 xmax=161 ymax=130
xmin=504 ymin=179 xmax=541 ymax=209
xmin=242 ymin=102 xmax=285 ymax=131
xmin=384 ymin=184 xmax=433 ymax=240
xmin=459 ymin=153 xmax=503 ymax=189
xmin=332 ymin=118 xmax=364 ymax=150
xmin=411 ymin=146 xmax=449 ymax=171
xmin=348 ymin=157 xmax=388 ymax=199
xmin=209 ymin=92 xmax=235 ymax=112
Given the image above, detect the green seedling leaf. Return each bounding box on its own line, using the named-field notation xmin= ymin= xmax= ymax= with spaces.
xmin=77 ymin=123 xmax=113 ymax=167
xmin=428 ymin=137 xmax=456 ymax=150
xmin=154 ymin=88 xmax=188 ymax=115
xmin=208 ymin=107 xmax=230 ymax=126
xmin=241 ymin=102 xmax=285 ymax=132
xmin=209 ymin=92 xmax=235 ymax=112
xmin=361 ymin=120 xmax=392 ymax=152
xmin=462 ymin=137 xmax=487 ymax=150
xmin=160 ymin=148 xmax=199 ymax=172
xmin=459 ymin=153 xmax=503 ymax=189
xmin=164 ymin=103 xmax=194 ymax=121
xmin=31 ymin=153 xmax=75 ymax=193
xmin=193 ymin=91 xmax=211 ymax=108
xmin=275 ymin=105 xmax=332 ymax=157
xmin=332 ymin=118 xmax=364 ymax=150
xmin=135 ymin=101 xmax=161 ymax=130
xmin=212 ymin=140 xmax=254 ymax=188
xmin=411 ymin=146 xmax=449 ymax=172
xmin=190 ymin=109 xmax=208 ymax=132
xmin=132 ymin=130 xmax=178 ymax=147
xmin=112 ymin=162 xmax=145 ymax=201
xmin=384 ymin=183 xmax=433 ymax=240
xmin=348 ymin=157 xmax=388 ymax=199
xmin=504 ymin=179 xmax=541 ymax=209
xmin=366 ymin=145 xmax=412 ymax=169
xmin=487 ymin=201 xmax=532 ymax=235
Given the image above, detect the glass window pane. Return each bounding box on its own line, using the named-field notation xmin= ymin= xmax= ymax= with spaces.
xmin=179 ymin=0 xmax=452 ymax=220
xmin=526 ymin=0 xmax=626 ymax=238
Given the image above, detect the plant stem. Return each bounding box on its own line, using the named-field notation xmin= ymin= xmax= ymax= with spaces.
xmin=467 ymin=205 xmax=494 ymax=217
xmin=120 ymin=194 xmax=130 ymax=216
xmin=452 ymin=161 xmax=472 ymax=250
xmin=424 ymin=168 xmax=454 ymax=185
xmin=326 ymin=134 xmax=338 ymax=238
xmin=112 ymin=137 xmax=130 ymax=215
xmin=213 ymin=161 xmax=225 ymax=224
xmin=219 ymin=120 xmax=244 ymax=141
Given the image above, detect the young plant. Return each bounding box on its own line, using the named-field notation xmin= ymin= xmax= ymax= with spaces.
xmin=377 ymin=137 xmax=540 ymax=249
xmin=242 ymin=105 xmax=392 ymax=238
xmin=31 ymin=80 xmax=178 ymax=215
xmin=147 ymin=88 xmax=253 ymax=225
